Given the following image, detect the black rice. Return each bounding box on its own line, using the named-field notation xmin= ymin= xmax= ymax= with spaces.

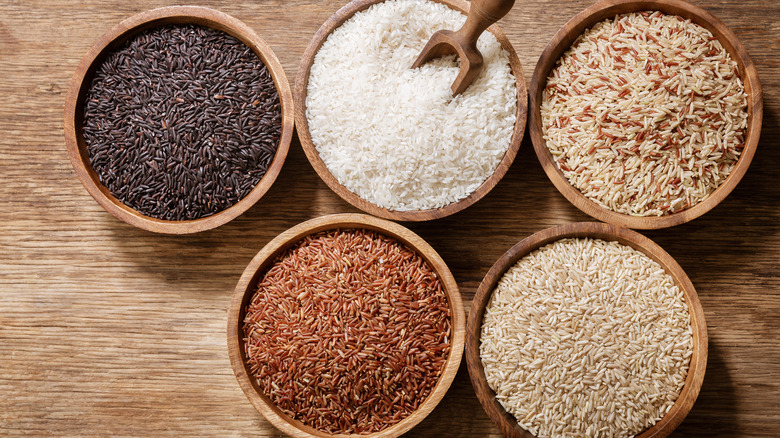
xmin=82 ymin=24 xmax=282 ymax=220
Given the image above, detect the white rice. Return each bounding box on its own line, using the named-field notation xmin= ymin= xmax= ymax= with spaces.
xmin=541 ymin=11 xmax=748 ymax=216
xmin=306 ymin=0 xmax=517 ymax=211
xmin=480 ymin=238 xmax=693 ymax=438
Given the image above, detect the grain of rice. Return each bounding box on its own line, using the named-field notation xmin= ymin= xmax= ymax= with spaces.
xmin=243 ymin=229 xmax=451 ymax=434
xmin=480 ymin=238 xmax=692 ymax=438
xmin=541 ymin=11 xmax=748 ymax=216
xmin=306 ymin=0 xmax=517 ymax=211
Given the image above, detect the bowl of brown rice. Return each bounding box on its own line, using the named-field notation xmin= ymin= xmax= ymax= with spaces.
xmin=227 ymin=213 xmax=465 ymax=437
xmin=294 ymin=0 xmax=527 ymax=222
xmin=465 ymin=222 xmax=707 ymax=438
xmin=529 ymin=0 xmax=762 ymax=229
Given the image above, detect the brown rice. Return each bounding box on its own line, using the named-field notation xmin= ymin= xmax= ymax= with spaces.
xmin=480 ymin=238 xmax=693 ymax=437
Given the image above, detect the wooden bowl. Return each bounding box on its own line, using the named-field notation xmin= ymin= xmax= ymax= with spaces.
xmin=64 ymin=6 xmax=294 ymax=234
xmin=465 ymin=222 xmax=708 ymax=438
xmin=227 ymin=213 xmax=466 ymax=437
xmin=528 ymin=0 xmax=762 ymax=229
xmin=294 ymin=0 xmax=528 ymax=222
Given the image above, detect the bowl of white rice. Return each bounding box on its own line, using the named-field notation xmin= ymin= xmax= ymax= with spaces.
xmin=295 ymin=0 xmax=527 ymax=221
xmin=465 ymin=222 xmax=707 ymax=438
xmin=529 ymin=0 xmax=762 ymax=229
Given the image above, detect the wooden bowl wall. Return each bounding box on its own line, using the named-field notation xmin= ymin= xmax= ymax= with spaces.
xmin=64 ymin=6 xmax=294 ymax=234
xmin=528 ymin=0 xmax=762 ymax=229
xmin=465 ymin=222 xmax=708 ymax=438
xmin=294 ymin=0 xmax=528 ymax=222
xmin=227 ymin=213 xmax=466 ymax=438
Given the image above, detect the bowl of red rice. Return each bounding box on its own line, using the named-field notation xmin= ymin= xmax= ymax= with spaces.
xmin=227 ymin=213 xmax=465 ymax=437
xmin=465 ymin=222 xmax=707 ymax=438
xmin=529 ymin=0 xmax=762 ymax=229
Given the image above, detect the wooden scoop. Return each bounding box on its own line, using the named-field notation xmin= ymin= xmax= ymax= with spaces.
xmin=411 ymin=0 xmax=515 ymax=95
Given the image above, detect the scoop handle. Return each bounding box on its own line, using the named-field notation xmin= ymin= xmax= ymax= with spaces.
xmin=458 ymin=0 xmax=515 ymax=45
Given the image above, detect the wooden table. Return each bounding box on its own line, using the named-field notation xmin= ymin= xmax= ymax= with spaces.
xmin=1 ymin=0 xmax=778 ymax=436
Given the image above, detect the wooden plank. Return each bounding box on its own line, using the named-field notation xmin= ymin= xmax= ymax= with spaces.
xmin=0 ymin=0 xmax=778 ymax=436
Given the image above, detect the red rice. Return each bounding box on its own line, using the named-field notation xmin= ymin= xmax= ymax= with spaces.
xmin=243 ymin=229 xmax=451 ymax=434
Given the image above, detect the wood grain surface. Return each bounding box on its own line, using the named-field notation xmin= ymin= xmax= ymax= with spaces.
xmin=0 ymin=0 xmax=778 ymax=436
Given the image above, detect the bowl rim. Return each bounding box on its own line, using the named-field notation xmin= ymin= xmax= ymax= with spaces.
xmin=227 ymin=213 xmax=466 ymax=438
xmin=528 ymin=0 xmax=763 ymax=230
xmin=465 ymin=221 xmax=708 ymax=438
xmin=293 ymin=0 xmax=528 ymax=222
xmin=64 ymin=5 xmax=295 ymax=234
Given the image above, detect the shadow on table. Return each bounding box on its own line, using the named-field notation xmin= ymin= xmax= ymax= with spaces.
xmin=673 ymin=341 xmax=738 ymax=437
xmin=408 ymin=361 xmax=501 ymax=437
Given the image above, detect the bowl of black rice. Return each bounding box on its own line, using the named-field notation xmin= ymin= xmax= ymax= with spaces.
xmin=65 ymin=6 xmax=293 ymax=233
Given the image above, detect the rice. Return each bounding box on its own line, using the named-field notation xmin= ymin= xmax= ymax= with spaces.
xmin=243 ymin=229 xmax=451 ymax=434
xmin=480 ymin=238 xmax=693 ymax=438
xmin=306 ymin=0 xmax=517 ymax=211
xmin=541 ymin=11 xmax=748 ymax=216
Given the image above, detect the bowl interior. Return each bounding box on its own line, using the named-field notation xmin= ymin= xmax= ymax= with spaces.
xmin=294 ymin=0 xmax=528 ymax=222
xmin=227 ymin=213 xmax=465 ymax=438
xmin=465 ymin=222 xmax=708 ymax=438
xmin=528 ymin=0 xmax=762 ymax=230
xmin=64 ymin=6 xmax=293 ymax=234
